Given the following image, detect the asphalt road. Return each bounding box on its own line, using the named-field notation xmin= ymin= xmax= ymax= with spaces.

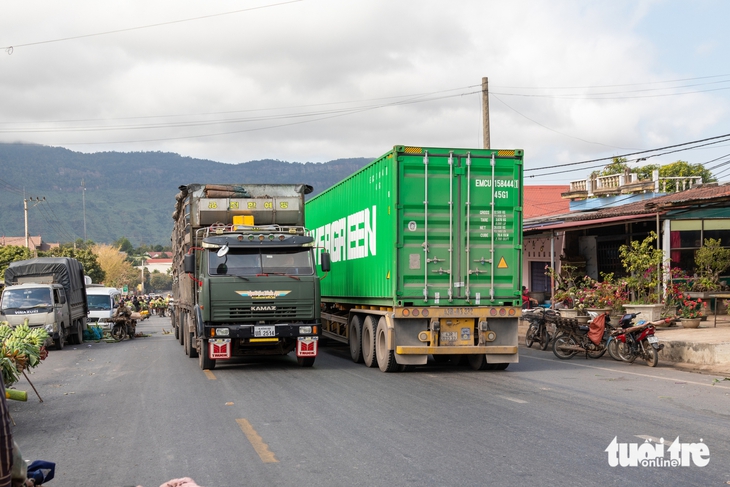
xmin=9 ymin=315 xmax=730 ymax=486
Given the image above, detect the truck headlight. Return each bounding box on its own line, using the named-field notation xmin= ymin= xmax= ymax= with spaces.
xmin=215 ymin=328 xmax=230 ymax=337
xmin=45 ymin=324 xmax=54 ymax=333
xmin=298 ymin=326 xmax=312 ymax=335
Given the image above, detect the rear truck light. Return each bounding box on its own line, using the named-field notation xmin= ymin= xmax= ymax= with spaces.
xmin=298 ymin=325 xmax=312 ymax=334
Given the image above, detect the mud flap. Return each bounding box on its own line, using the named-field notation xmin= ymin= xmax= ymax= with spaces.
xmin=296 ymin=336 xmax=318 ymax=357
xmin=209 ymin=339 xmax=231 ymax=359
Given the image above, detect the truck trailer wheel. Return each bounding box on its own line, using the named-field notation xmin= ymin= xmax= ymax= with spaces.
xmin=362 ymin=316 xmax=378 ymax=368
xmin=178 ymin=314 xmax=185 ymax=346
xmin=467 ymin=354 xmax=490 ymax=371
xmin=199 ymin=339 xmax=216 ymax=370
xmin=349 ymin=315 xmax=363 ymax=363
xmin=376 ymin=317 xmax=398 ymax=373
xmin=189 ymin=333 xmax=199 ymax=358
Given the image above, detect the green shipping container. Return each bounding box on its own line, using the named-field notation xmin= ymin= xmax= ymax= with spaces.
xmin=307 ymin=145 xmax=523 ymax=307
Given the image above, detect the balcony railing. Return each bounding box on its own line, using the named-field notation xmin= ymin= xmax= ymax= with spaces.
xmin=565 ymin=171 xmax=703 ymax=198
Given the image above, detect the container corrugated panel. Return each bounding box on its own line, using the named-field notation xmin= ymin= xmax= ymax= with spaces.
xmin=307 ymin=145 xmax=523 ymax=307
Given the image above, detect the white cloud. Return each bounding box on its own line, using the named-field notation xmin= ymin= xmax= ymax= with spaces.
xmin=0 ymin=0 xmax=729 ymax=182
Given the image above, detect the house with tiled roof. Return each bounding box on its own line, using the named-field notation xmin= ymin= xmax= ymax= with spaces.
xmin=523 ymin=181 xmax=730 ymax=303
xmin=0 ymin=236 xmax=59 ymax=252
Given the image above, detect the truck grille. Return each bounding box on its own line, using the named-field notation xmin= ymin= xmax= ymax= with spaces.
xmin=212 ymin=304 xmax=313 ymax=321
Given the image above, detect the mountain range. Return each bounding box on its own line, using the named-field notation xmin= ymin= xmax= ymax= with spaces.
xmin=0 ymin=143 xmax=372 ymax=246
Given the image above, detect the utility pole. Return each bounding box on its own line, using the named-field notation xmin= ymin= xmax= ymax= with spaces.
xmin=482 ymin=76 xmax=491 ymax=149
xmin=24 ymin=196 xmax=45 ymax=249
xmin=82 ymin=178 xmax=87 ymax=242
xmin=141 ymin=258 xmax=145 ymax=294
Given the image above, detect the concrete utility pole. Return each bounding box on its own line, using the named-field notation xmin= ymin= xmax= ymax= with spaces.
xmin=82 ymin=178 xmax=87 ymax=242
xmin=482 ymin=77 xmax=490 ymax=149
xmin=24 ymin=196 xmax=45 ymax=249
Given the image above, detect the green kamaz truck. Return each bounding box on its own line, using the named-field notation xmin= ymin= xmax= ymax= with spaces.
xmin=170 ymin=183 xmax=330 ymax=370
xmin=306 ymin=146 xmax=523 ymax=372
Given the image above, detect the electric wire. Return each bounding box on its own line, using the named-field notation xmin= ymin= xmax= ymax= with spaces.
xmin=490 ymin=93 xmax=639 ymax=151
xmin=1 ymin=1 xmax=303 ymax=52
xmin=525 ymin=133 xmax=730 ymax=173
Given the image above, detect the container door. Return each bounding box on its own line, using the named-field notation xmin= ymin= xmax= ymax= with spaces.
xmin=461 ymin=150 xmax=523 ymax=305
xmin=398 ymin=148 xmax=522 ymax=306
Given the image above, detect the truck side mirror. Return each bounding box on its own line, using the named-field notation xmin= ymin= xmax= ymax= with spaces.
xmin=320 ymin=252 xmax=331 ymax=272
xmin=184 ymin=254 xmax=195 ymax=274
xmin=58 ymin=294 xmax=66 ymax=305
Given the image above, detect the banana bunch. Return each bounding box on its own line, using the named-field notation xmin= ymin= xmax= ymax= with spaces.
xmin=0 ymin=322 xmax=50 ymax=387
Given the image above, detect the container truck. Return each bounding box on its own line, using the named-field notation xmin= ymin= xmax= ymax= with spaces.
xmin=0 ymin=257 xmax=88 ymax=350
xmin=170 ymin=183 xmax=330 ymax=370
xmin=306 ymin=145 xmax=523 ymax=372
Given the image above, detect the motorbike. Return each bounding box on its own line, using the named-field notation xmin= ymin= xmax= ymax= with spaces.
xmin=110 ymin=304 xmax=138 ymax=341
xmin=611 ymin=312 xmax=665 ymax=367
xmin=523 ymin=307 xmax=557 ymax=351
xmin=551 ymin=311 xmax=615 ymax=360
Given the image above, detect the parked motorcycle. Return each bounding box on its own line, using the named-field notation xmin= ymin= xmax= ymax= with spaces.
xmin=523 ymin=308 xmax=556 ymax=350
xmin=612 ymin=313 xmax=665 ymax=367
xmin=551 ymin=311 xmax=614 ymax=360
xmin=110 ymin=304 xmax=138 ymax=341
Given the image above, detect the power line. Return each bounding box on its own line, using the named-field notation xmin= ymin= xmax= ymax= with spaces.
xmin=490 ymin=93 xmax=639 ymax=151
xmin=488 ymin=74 xmax=730 ymax=90
xmin=2 ymin=1 xmax=303 ymax=53
xmin=525 ymin=133 xmax=730 ymax=173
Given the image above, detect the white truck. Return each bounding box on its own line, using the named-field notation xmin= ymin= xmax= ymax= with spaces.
xmin=1 ymin=257 xmax=88 ymax=349
xmin=86 ymin=285 xmax=122 ymax=329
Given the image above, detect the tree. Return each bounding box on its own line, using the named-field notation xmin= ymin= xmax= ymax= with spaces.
xmin=115 ymin=237 xmax=134 ymax=254
xmin=596 ymin=158 xmax=715 ymax=191
xmin=0 ymin=246 xmax=31 ymax=277
xmin=658 ymin=160 xmax=715 ymax=191
xmin=92 ymin=244 xmax=138 ymax=288
xmin=149 ymin=271 xmax=173 ymax=292
xmin=41 ymin=247 xmax=105 ymax=284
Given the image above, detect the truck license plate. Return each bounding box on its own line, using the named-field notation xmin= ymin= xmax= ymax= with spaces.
xmin=647 ymin=335 xmax=658 ymax=344
xmin=254 ymin=325 xmax=276 ymax=337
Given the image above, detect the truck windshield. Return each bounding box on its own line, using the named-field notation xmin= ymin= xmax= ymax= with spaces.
xmin=87 ymin=295 xmax=112 ymax=310
xmin=1 ymin=288 xmax=53 ymax=310
xmin=209 ymin=248 xmax=314 ymax=276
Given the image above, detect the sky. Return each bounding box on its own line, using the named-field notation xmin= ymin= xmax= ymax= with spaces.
xmin=1 ymin=0 xmax=730 ymax=185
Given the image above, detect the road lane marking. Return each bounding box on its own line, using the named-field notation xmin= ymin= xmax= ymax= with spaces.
xmin=204 ymin=370 xmax=216 ymax=380
xmin=522 ymin=354 xmax=730 ymax=389
xmin=236 ymin=419 xmax=279 ymax=463
xmin=500 ymin=395 xmax=528 ymax=404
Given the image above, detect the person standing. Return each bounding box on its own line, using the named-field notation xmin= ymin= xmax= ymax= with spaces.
xmin=0 ymin=378 xmax=12 ymax=487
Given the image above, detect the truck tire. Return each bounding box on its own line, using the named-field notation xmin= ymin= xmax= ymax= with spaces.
xmin=467 ymin=354 xmax=490 ymax=371
xmin=184 ymin=328 xmax=191 ymax=356
xmin=69 ymin=320 xmax=82 ymax=345
xmin=54 ymin=327 xmax=64 ymax=351
xmin=349 ymin=315 xmax=363 ymax=363
xmin=199 ymin=339 xmax=216 ymax=370
xmin=376 ymin=317 xmax=397 ymax=373
xmin=172 ymin=311 xmax=179 ymax=340
xmin=362 ymin=316 xmax=378 ymax=368
xmin=178 ymin=314 xmax=185 ymax=346
xmin=297 ymin=356 xmax=315 ymax=367
xmin=187 ymin=333 xmax=199 ymax=359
